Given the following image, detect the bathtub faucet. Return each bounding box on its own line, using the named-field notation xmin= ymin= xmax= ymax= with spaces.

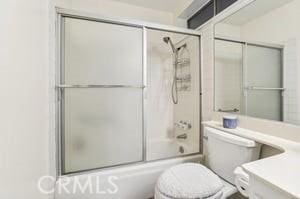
xmin=176 ymin=133 xmax=187 ymax=140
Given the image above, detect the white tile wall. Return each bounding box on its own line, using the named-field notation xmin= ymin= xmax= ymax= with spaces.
xmin=174 ymin=35 xmax=201 ymax=154
xmin=214 ymin=40 xmax=243 ymax=113
xmin=198 ymin=23 xmax=220 ymax=160
xmin=199 ymin=24 xmax=215 ymax=122
xmin=283 ymin=39 xmax=300 ymax=125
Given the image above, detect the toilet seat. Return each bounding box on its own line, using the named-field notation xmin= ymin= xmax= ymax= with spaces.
xmin=155 ymin=163 xmax=224 ymax=199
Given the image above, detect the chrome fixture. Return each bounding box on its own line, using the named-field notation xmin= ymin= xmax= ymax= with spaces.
xmin=177 ymin=43 xmax=187 ymax=51
xmin=176 ymin=74 xmax=191 ymax=82
xmin=163 ymin=36 xmax=179 ymax=104
xmin=176 ymin=58 xmax=190 ymax=68
xmin=163 ymin=37 xmax=177 ymax=53
xmin=57 ymin=84 xmax=144 ymax=89
xmin=163 ymin=37 xmax=191 ymax=102
xmin=176 ymin=134 xmax=188 ymax=140
xmin=218 ymin=108 xmax=239 ymax=113
xmin=245 ymin=86 xmax=285 ymax=91
xmin=179 ymin=146 xmax=185 ymax=153
xmin=174 ymin=121 xmax=192 ymax=130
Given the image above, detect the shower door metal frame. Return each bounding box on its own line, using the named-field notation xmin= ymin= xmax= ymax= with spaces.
xmin=56 ymin=7 xmax=202 ymax=176
xmin=214 ymin=37 xmax=284 ymax=120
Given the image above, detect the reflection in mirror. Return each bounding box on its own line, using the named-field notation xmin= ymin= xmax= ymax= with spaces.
xmin=214 ymin=0 xmax=300 ymax=125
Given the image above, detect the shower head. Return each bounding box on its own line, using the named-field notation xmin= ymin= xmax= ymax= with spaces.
xmin=163 ymin=37 xmax=176 ymax=53
xmin=163 ymin=36 xmax=179 ymax=104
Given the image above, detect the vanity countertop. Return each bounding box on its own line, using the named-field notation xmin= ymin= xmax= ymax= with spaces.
xmin=203 ymin=121 xmax=300 ymax=199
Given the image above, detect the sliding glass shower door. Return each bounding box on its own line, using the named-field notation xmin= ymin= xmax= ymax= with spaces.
xmin=244 ymin=45 xmax=283 ymax=121
xmin=215 ymin=38 xmax=283 ymax=121
xmin=61 ymin=17 xmax=144 ymax=173
xmin=58 ymin=14 xmax=201 ymax=175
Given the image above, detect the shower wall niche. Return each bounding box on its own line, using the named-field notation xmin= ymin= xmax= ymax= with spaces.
xmin=57 ymin=14 xmax=201 ymax=174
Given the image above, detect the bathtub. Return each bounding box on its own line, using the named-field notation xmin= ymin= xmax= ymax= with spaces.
xmin=55 ymin=154 xmax=202 ymax=199
xmin=147 ymin=138 xmax=195 ymax=160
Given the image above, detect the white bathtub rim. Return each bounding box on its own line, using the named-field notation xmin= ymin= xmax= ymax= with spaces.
xmin=59 ymin=154 xmax=203 ymax=178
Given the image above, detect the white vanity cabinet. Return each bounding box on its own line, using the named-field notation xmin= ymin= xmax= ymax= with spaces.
xmin=249 ymin=174 xmax=295 ymax=199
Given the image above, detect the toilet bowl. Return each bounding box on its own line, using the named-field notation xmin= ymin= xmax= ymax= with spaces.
xmin=155 ymin=163 xmax=235 ymax=199
xmin=155 ymin=127 xmax=261 ymax=199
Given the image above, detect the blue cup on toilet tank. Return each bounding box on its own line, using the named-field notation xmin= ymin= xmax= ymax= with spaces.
xmin=223 ymin=115 xmax=238 ymax=129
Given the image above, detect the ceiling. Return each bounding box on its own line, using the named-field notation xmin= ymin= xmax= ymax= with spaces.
xmin=112 ymin=0 xmax=194 ymax=14
xmin=222 ymin=0 xmax=293 ymax=26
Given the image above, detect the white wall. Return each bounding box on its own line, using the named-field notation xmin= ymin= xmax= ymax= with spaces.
xmin=215 ymin=22 xmax=241 ymax=38
xmin=199 ymin=24 xmax=214 ymax=122
xmin=52 ymin=0 xmax=175 ymax=25
xmin=0 ymin=0 xmax=49 ymax=199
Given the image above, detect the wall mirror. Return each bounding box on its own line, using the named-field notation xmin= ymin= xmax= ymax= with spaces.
xmin=214 ymin=0 xmax=300 ymax=125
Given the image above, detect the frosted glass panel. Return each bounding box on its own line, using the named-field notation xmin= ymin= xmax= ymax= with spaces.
xmin=246 ymin=90 xmax=282 ymax=121
xmin=246 ymin=45 xmax=282 ymax=87
xmin=63 ymin=88 xmax=143 ymax=173
xmin=245 ymin=45 xmax=283 ymax=121
xmin=64 ymin=17 xmax=143 ymax=85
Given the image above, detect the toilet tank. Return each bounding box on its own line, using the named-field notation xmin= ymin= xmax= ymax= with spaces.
xmin=205 ymin=127 xmax=261 ymax=184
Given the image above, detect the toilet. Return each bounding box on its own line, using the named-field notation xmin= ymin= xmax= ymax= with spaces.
xmin=155 ymin=127 xmax=261 ymax=199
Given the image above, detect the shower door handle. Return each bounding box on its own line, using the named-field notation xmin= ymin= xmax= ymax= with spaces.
xmin=218 ymin=108 xmax=239 ymax=113
xmin=245 ymin=86 xmax=285 ymax=91
xmin=57 ymin=85 xmax=145 ymax=89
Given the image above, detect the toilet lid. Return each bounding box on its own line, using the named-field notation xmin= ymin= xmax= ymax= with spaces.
xmin=156 ymin=163 xmax=224 ymax=199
